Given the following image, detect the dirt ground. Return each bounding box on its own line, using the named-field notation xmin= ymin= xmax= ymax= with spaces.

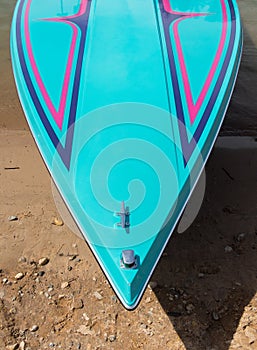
xmin=0 ymin=131 xmax=257 ymax=350
xmin=1 ymin=1 xmax=257 ymax=349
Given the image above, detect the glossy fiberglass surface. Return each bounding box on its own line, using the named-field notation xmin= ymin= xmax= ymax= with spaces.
xmin=11 ymin=0 xmax=242 ymax=308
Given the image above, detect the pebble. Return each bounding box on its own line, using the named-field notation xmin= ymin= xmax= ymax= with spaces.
xmin=69 ymin=255 xmax=77 ymax=261
xmin=8 ymin=215 xmax=18 ymax=222
xmin=244 ymin=326 xmax=257 ymax=344
xmin=52 ymin=217 xmax=64 ymax=226
xmin=30 ymin=325 xmax=39 ymax=332
xmin=71 ymin=298 xmax=84 ymax=310
xmin=9 ymin=307 xmax=17 ymax=314
xmin=225 ymin=245 xmax=233 ymax=253
xmin=38 ymin=257 xmax=49 ymax=266
xmin=61 ymin=281 xmax=69 ymax=289
xmin=93 ymin=291 xmax=103 ymax=300
xmin=109 ymin=334 xmax=116 ymax=342
xmin=19 ymin=341 xmax=25 ymax=350
xmin=236 ymin=233 xmax=246 ymax=242
xmin=18 ymin=256 xmax=27 ymax=263
xmin=111 ymin=295 xmax=118 ymax=303
xmin=77 ymin=325 xmax=94 ymax=336
xmin=6 ymin=344 xmax=19 ymax=350
xmin=145 ymin=297 xmax=152 ymax=304
xmin=212 ymin=311 xmax=220 ymax=321
xmin=2 ymin=278 xmax=8 ymax=284
xmin=82 ymin=312 xmax=90 ymax=321
xmin=38 ymin=271 xmax=45 ymax=277
xmin=185 ymin=303 xmax=195 ymax=314
xmin=15 ymin=272 xmax=24 ymax=280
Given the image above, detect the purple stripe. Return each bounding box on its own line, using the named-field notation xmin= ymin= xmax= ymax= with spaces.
xmin=15 ymin=0 xmax=92 ymax=169
xmin=159 ymin=0 xmax=239 ymax=164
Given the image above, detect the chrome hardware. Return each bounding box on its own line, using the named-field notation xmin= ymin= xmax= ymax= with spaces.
xmin=120 ymin=250 xmax=138 ymax=269
xmin=116 ymin=201 xmax=130 ymax=229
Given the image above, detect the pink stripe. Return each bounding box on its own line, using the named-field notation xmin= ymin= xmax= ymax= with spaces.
xmin=24 ymin=0 xmax=87 ymax=130
xmin=165 ymin=0 xmax=227 ymax=124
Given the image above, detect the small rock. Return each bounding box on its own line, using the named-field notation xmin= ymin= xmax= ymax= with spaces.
xmin=109 ymin=334 xmax=116 ymax=342
xmin=18 ymin=256 xmax=27 ymax=263
xmin=6 ymin=344 xmax=19 ymax=350
xmin=52 ymin=217 xmax=64 ymax=226
xmin=198 ymin=273 xmax=205 ymax=278
xmin=38 ymin=257 xmax=49 ymax=266
xmin=2 ymin=278 xmax=8 ymax=284
xmin=71 ymin=298 xmax=84 ymax=310
xmin=8 ymin=215 xmax=18 ymax=222
xmin=0 ymin=290 xmax=4 ymax=299
xmin=149 ymin=281 xmax=158 ymax=290
xmin=111 ymin=295 xmax=118 ymax=303
xmin=19 ymin=341 xmax=25 ymax=350
xmin=145 ymin=297 xmax=152 ymax=304
xmin=93 ymin=291 xmax=103 ymax=300
xmin=212 ymin=311 xmax=220 ymax=321
xmin=30 ymin=325 xmax=39 ymax=332
xmin=61 ymin=281 xmax=69 ymax=289
xmin=9 ymin=307 xmax=17 ymax=314
xmin=15 ymin=272 xmax=24 ymax=280
xmin=77 ymin=325 xmax=94 ymax=336
xmin=38 ymin=271 xmax=45 ymax=277
xmin=245 ymin=326 xmax=257 ymax=344
xmin=58 ymin=294 xmax=65 ymax=300
xmin=185 ymin=303 xmax=195 ymax=314
xmin=49 ymin=343 xmax=55 ymax=348
xmin=236 ymin=233 xmax=246 ymax=242
xmin=82 ymin=313 xmax=90 ymax=321
xmin=224 ymin=245 xmax=233 ymax=253
xmin=69 ymin=255 xmax=77 ymax=261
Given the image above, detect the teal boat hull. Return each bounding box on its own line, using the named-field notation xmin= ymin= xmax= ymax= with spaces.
xmin=11 ymin=0 xmax=242 ymax=308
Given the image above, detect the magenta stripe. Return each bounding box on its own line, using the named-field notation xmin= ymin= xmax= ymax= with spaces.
xmin=24 ymin=0 xmax=87 ymax=130
xmin=164 ymin=0 xmax=228 ymax=124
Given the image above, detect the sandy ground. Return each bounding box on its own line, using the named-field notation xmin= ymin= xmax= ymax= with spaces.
xmin=1 ymin=0 xmax=257 ymax=349
xmin=1 ymin=130 xmax=257 ymax=350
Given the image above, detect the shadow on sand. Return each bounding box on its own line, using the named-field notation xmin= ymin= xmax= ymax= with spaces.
xmin=152 ymin=26 xmax=257 ymax=350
